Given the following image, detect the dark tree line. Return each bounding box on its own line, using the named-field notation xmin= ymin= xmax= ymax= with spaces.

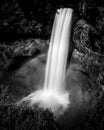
xmin=0 ymin=0 xmax=104 ymax=54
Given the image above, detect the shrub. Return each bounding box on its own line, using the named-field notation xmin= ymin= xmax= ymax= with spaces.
xmin=0 ymin=83 xmax=59 ymax=130
xmin=0 ymin=105 xmax=59 ymax=130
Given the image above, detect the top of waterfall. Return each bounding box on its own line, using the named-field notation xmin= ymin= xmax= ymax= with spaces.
xmin=57 ymin=8 xmax=73 ymax=14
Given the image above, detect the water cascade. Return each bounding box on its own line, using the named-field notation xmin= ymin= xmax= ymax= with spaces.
xmin=17 ymin=8 xmax=73 ymax=115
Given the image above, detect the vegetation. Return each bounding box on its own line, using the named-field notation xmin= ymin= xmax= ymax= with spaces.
xmin=0 ymin=83 xmax=60 ymax=130
xmin=0 ymin=105 xmax=60 ymax=130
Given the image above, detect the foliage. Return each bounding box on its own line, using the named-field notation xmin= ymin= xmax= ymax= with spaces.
xmin=72 ymin=3 xmax=104 ymax=128
xmin=73 ymin=18 xmax=104 ymax=84
xmin=81 ymin=91 xmax=104 ymax=130
xmin=0 ymin=38 xmax=48 ymax=73
xmin=0 ymin=84 xmax=16 ymax=105
xmin=0 ymin=0 xmax=82 ymax=41
xmin=0 ymin=83 xmax=59 ymax=130
xmin=73 ymin=0 xmax=104 ymax=57
xmin=0 ymin=105 xmax=59 ymax=130
xmin=73 ymin=19 xmax=104 ymax=55
xmin=0 ymin=0 xmax=43 ymax=40
xmin=73 ymin=20 xmax=93 ymax=50
xmin=0 ymin=44 xmax=14 ymax=71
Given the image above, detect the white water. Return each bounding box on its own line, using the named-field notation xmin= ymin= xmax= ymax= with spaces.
xmin=17 ymin=8 xmax=73 ymax=114
xmin=44 ymin=8 xmax=73 ymax=92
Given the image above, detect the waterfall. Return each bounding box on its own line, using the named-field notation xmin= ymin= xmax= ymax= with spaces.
xmin=17 ymin=8 xmax=73 ymax=115
xmin=44 ymin=8 xmax=73 ymax=92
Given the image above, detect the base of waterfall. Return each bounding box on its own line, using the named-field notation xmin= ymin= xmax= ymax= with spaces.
xmin=17 ymin=89 xmax=70 ymax=115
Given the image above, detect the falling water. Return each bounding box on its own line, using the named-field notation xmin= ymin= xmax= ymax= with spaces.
xmin=17 ymin=8 xmax=73 ymax=115
xmin=44 ymin=8 xmax=73 ymax=92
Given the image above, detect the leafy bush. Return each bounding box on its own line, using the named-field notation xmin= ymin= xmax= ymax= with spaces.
xmin=0 ymin=83 xmax=59 ymax=130
xmin=73 ymin=1 xmax=104 ymax=56
xmin=73 ymin=19 xmax=99 ymax=53
xmin=79 ymin=91 xmax=104 ymax=130
xmin=0 ymin=44 xmax=14 ymax=71
xmin=0 ymin=105 xmax=59 ymax=130
xmin=0 ymin=0 xmax=43 ymax=40
xmin=0 ymin=84 xmax=15 ymax=105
